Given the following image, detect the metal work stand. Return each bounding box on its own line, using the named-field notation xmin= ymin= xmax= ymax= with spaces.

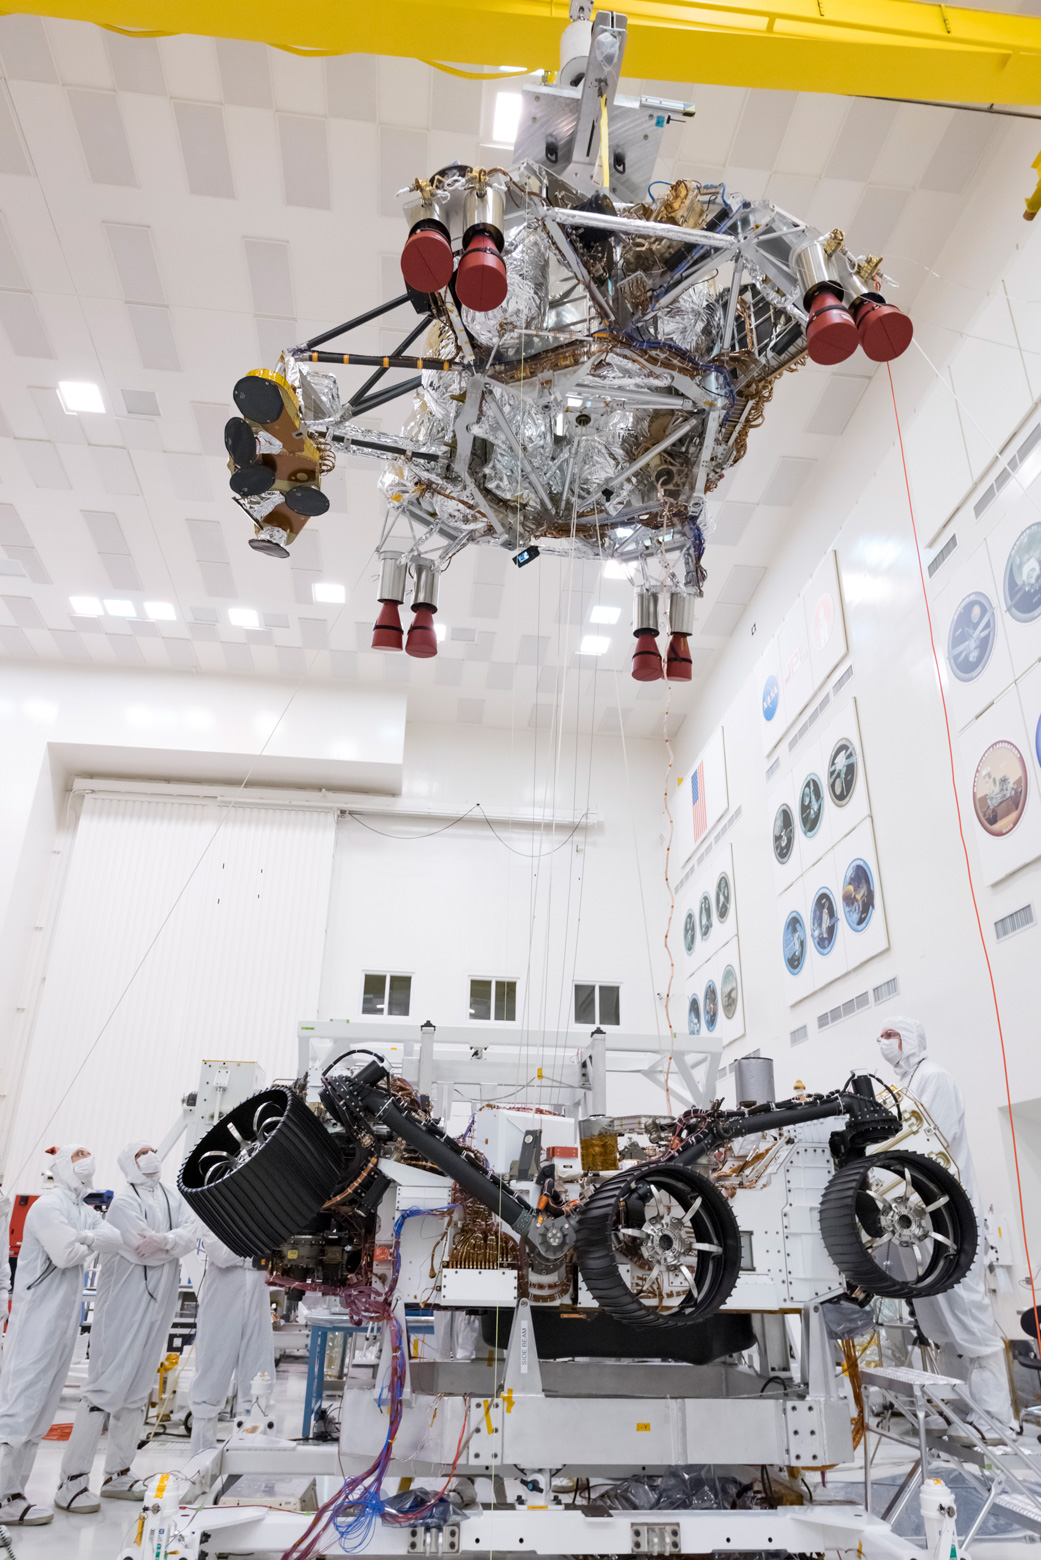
xmin=302 ymin=1318 xmax=374 ymax=1439
xmin=861 ymin=1363 xmax=1041 ymax=1548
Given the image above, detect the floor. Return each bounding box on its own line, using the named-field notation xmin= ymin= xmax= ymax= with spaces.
xmin=5 ymin=1358 xmax=1041 ymax=1560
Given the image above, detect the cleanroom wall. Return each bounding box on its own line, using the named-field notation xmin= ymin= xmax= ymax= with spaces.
xmin=666 ymin=131 xmax=1041 ymax=1293
xmin=0 ymin=669 xmax=670 ymax=1190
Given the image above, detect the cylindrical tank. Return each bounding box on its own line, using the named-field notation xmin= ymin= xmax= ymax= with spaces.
xmin=411 ymin=558 xmax=440 ymax=610
xmin=378 ymin=553 xmax=407 ymax=603
xmin=668 ymin=591 xmax=696 ymax=635
xmin=734 ymin=1055 xmax=776 ymax=1109
xmin=791 ymin=238 xmax=840 ymax=302
xmin=463 ymin=184 xmax=505 ymax=244
xmin=633 ymin=588 xmax=660 ymax=635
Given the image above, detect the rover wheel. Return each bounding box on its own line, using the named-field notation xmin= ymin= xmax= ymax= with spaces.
xmin=575 ymin=1164 xmax=741 ymax=1327
xmin=178 ymin=1086 xmax=345 ymax=1259
xmin=820 ymin=1150 xmax=977 ymax=1299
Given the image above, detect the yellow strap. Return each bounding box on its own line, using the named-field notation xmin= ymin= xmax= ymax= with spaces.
xmin=421 ymin=60 xmax=530 ymax=79
xmin=482 ymin=1398 xmax=494 ymax=1434
xmin=600 ymin=96 xmax=610 ymax=189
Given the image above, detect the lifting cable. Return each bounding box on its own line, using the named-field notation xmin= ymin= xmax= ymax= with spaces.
xmin=888 ymin=361 xmax=1041 ymax=1347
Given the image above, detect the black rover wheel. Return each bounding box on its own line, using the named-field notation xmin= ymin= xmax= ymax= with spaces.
xmin=178 ymin=1086 xmax=344 ymax=1258
xmin=819 ymin=1149 xmax=977 ymax=1299
xmin=575 ymin=1163 xmax=741 ymax=1328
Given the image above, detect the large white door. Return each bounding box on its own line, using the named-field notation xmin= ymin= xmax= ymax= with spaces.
xmin=3 ymin=790 xmax=336 ymax=1193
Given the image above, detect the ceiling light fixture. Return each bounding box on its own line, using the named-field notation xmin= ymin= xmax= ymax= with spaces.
xmin=312 ymin=582 xmax=346 ymax=604
xmin=602 ymin=561 xmax=629 ymax=581
xmin=103 ymin=598 xmax=136 ymax=617
xmin=589 ymin=604 xmax=621 ymax=624
xmin=434 ymin=623 xmax=447 ymax=642
xmin=69 ymin=595 xmax=103 ymax=616
xmin=492 ymin=90 xmax=522 ymax=146
xmin=144 ymin=601 xmax=176 ymax=621
xmin=228 ymin=606 xmax=260 ymax=629
xmin=579 ymin=635 xmax=611 ymax=656
xmin=57 ymin=381 xmax=105 ymax=415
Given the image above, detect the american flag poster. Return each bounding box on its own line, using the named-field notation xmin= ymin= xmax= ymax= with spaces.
xmin=677 ymin=726 xmax=728 ymax=865
xmin=691 ymin=760 xmax=708 ymax=844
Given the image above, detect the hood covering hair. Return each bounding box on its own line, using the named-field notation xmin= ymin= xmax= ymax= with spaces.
xmin=49 ymin=1142 xmax=91 ymax=1195
xmin=118 ymin=1140 xmax=157 ymax=1185
xmin=888 ymin=1016 xmax=926 ymax=1077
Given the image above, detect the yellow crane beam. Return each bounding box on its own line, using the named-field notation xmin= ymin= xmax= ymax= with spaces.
xmin=13 ymin=0 xmax=1041 ymax=106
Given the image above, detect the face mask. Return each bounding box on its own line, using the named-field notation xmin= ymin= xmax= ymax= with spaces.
xmin=878 ymin=1034 xmax=903 ymax=1068
xmin=73 ymin=1155 xmax=95 ymax=1186
xmin=136 ymin=1152 xmax=161 ymax=1178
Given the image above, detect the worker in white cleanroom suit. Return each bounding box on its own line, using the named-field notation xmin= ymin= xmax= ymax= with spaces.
xmin=187 ymin=1233 xmax=275 ymax=1454
xmin=0 ymin=1145 xmax=123 ymax=1525
xmin=55 ymin=1142 xmax=198 ymax=1512
xmin=877 ymin=1017 xmax=1013 ymax=1427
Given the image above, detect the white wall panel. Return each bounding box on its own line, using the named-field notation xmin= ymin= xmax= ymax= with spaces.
xmin=4 ymin=792 xmax=334 ymax=1191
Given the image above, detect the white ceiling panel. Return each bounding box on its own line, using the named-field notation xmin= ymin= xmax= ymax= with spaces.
xmin=173 ymin=100 xmax=235 ymax=199
xmin=271 ymin=51 xmax=325 ymax=117
xmin=126 ymin=302 xmax=180 ymax=370
xmin=19 ymin=438 xmax=69 ymax=487
xmin=0 ymin=90 xmax=30 ymax=174
xmin=186 ymin=517 xmax=227 ymax=562
xmin=104 ymin=32 xmax=165 ymax=96
xmin=0 ymin=17 xmax=57 ymax=83
xmin=49 ymin=19 xmax=111 ymax=90
xmin=804 ymin=373 xmax=870 ymax=436
xmin=710 ymin=501 xmax=756 ymax=546
xmin=105 ymin=222 xmax=166 ymax=303
xmin=83 ymin=509 xmax=129 ymax=553
xmin=0 ymin=624 xmax=32 ymax=653
xmin=326 ymin=55 xmax=377 ymax=121
xmin=3 ymin=591 xmax=45 ymax=626
xmin=278 ymin=115 xmax=330 ymax=209
xmin=0 ymin=214 xmax=28 ymax=289
xmin=763 ymin=454 xmax=816 ymax=507
xmin=243 ymin=236 xmax=293 ymax=315
xmin=216 ymin=39 xmax=272 ymax=110
xmin=92 ymin=446 xmax=139 ymax=494
xmin=702 ymin=601 xmax=744 ymax=637
xmin=166 ymin=451 xmax=212 ymax=500
xmin=717 ymin=564 xmax=766 ymax=605
xmin=825 ymin=98 xmax=897 ymax=182
xmin=199 ymin=559 xmax=235 ymax=596
xmin=378 ymin=57 xmax=431 ymax=132
xmin=379 ymin=125 xmax=427 ymax=219
xmin=729 ymin=89 xmax=797 ymax=169
xmin=845 ymin=183 xmax=911 ymax=254
xmin=66 ymin=87 xmax=136 ymax=185
xmin=0 ymin=290 xmax=53 ymax=356
xmin=919 ymin=113 xmax=997 ymax=194
xmin=774 ymin=93 xmax=848 ymax=179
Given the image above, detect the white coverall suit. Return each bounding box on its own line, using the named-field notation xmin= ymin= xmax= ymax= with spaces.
xmin=188 ymin=1235 xmax=275 ymax=1454
xmin=0 ymin=1146 xmax=123 ymax=1519
xmin=881 ymin=1017 xmax=1013 ymax=1424
xmin=59 ymin=1142 xmax=198 ymax=1503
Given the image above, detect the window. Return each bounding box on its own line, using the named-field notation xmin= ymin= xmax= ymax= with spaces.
xmin=469 ymin=978 xmax=517 ymax=1022
xmin=361 ymin=973 xmax=411 ymax=1016
xmin=574 ymin=983 xmax=620 ymax=1027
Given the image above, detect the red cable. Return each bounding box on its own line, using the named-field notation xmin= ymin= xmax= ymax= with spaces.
xmin=887 ymin=363 xmax=1041 ymax=1350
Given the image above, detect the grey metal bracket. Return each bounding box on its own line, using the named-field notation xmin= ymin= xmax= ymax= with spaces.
xmin=407 ymin=1523 xmax=461 ymax=1554
xmin=631 ymin=1522 xmax=682 ymax=1555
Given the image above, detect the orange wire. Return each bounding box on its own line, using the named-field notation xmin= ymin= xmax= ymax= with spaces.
xmin=663 ymin=678 xmax=676 ymax=1111
xmin=887 ymin=362 xmax=1041 ymax=1350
